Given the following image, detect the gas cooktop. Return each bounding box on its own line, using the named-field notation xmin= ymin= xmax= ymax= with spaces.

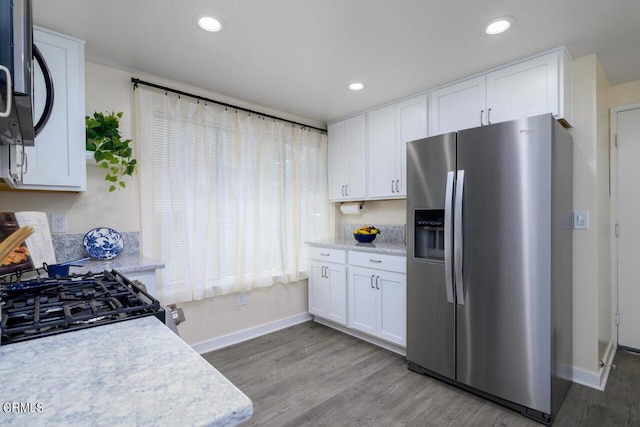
xmin=1 ymin=270 xmax=165 ymax=345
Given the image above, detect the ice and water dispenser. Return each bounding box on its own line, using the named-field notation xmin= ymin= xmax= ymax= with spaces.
xmin=414 ymin=209 xmax=445 ymax=261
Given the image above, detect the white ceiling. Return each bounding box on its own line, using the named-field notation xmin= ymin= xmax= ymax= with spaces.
xmin=32 ymin=0 xmax=640 ymax=125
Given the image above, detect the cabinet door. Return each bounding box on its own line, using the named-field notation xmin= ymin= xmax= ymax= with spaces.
xmin=344 ymin=114 xmax=367 ymax=200
xmin=348 ymin=266 xmax=377 ymax=336
xmin=327 ymin=120 xmax=348 ymax=200
xmin=396 ymin=95 xmax=427 ymax=196
xmin=367 ymin=104 xmax=396 ymax=199
xmin=428 ymin=76 xmax=486 ymax=136
xmin=376 ymin=271 xmax=406 ymax=346
xmin=18 ymin=28 xmax=85 ymax=191
xmin=308 ymin=261 xmax=330 ymax=317
xmin=486 ymin=52 xmax=559 ymax=125
xmin=326 ymin=263 xmax=347 ymax=325
xmin=309 ymin=260 xmax=346 ymax=325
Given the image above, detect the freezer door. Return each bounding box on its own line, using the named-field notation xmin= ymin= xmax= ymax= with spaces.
xmin=455 ymin=115 xmax=553 ymax=414
xmin=406 ymin=133 xmax=456 ymax=380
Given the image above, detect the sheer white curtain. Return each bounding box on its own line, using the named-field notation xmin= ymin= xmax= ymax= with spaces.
xmin=135 ymin=86 xmax=332 ymax=303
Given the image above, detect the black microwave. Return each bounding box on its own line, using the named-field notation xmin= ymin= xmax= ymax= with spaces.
xmin=0 ymin=0 xmax=53 ymax=147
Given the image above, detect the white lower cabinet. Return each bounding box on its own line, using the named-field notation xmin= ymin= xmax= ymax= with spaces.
xmin=348 ymin=253 xmax=406 ymax=347
xmin=308 ymin=248 xmax=406 ymax=348
xmin=308 ymin=248 xmax=347 ymax=325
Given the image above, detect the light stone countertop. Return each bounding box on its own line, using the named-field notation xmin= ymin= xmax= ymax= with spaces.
xmin=0 ymin=316 xmax=253 ymax=426
xmin=307 ymin=239 xmax=407 ymax=256
xmin=70 ymin=254 xmax=165 ymax=275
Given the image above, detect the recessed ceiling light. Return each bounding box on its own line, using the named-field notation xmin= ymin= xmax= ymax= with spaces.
xmin=484 ymin=16 xmax=516 ymax=35
xmin=349 ymin=82 xmax=364 ymax=91
xmin=195 ymin=15 xmax=224 ymax=32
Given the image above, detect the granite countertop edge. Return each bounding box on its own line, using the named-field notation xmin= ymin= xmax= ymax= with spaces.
xmin=306 ymin=239 xmax=407 ymax=256
xmin=73 ymin=254 xmax=165 ymax=275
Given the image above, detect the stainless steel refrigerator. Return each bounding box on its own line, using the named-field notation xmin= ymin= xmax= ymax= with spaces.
xmin=406 ymin=114 xmax=573 ymax=425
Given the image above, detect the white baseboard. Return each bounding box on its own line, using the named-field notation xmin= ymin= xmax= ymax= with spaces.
xmin=191 ymin=312 xmax=312 ymax=355
xmin=571 ymin=339 xmax=617 ymax=391
xmin=313 ymin=317 xmax=406 ymax=356
xmin=572 ymin=366 xmax=602 ymax=390
xmin=598 ymin=339 xmax=617 ymax=390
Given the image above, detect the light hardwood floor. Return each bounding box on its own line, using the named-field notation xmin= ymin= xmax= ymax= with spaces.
xmin=203 ymin=321 xmax=640 ymax=426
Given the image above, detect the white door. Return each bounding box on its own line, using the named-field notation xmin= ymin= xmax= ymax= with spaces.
xmin=327 ymin=120 xmax=348 ymax=200
xmin=486 ymin=52 xmax=559 ymax=125
xmin=396 ymin=94 xmax=427 ymax=196
xmin=348 ymin=266 xmax=377 ymax=336
xmin=428 ymin=75 xmax=486 ymax=136
xmin=376 ymin=271 xmax=406 ymax=346
xmin=615 ymin=105 xmax=640 ymax=351
xmin=345 ymin=114 xmax=367 ymax=200
xmin=326 ymin=263 xmax=347 ymax=326
xmin=308 ymin=261 xmax=329 ymax=317
xmin=367 ymin=104 xmax=397 ymax=199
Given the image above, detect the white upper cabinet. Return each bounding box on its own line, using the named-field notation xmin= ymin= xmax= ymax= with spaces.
xmin=328 ymin=114 xmax=366 ymax=201
xmin=428 ymin=48 xmax=572 ymax=136
xmin=367 ymin=94 xmax=427 ymax=199
xmin=428 ymin=76 xmax=486 ymax=136
xmin=2 ymin=27 xmax=86 ymax=191
xmin=395 ymin=95 xmax=427 ymax=196
xmin=367 ymin=104 xmax=396 ymax=199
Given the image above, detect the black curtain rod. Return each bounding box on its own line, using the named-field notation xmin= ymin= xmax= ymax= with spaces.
xmin=131 ymin=78 xmax=327 ymax=134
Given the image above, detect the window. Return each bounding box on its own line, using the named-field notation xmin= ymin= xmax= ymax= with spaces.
xmin=135 ymin=87 xmax=332 ymax=302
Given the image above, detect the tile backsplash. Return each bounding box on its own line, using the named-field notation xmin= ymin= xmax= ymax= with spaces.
xmin=52 ymin=232 xmax=139 ymax=262
xmin=342 ymin=224 xmax=405 ymax=244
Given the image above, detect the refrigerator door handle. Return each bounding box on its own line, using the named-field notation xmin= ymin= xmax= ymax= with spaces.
xmin=444 ymin=171 xmax=455 ymax=304
xmin=454 ymin=169 xmax=465 ymax=305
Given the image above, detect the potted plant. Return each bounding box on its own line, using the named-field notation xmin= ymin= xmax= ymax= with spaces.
xmin=86 ymin=111 xmax=137 ymax=192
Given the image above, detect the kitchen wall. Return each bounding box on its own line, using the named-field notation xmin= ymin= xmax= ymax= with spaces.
xmin=567 ymin=54 xmax=612 ymax=383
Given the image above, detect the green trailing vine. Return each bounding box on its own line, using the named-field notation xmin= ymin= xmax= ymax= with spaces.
xmin=86 ymin=111 xmax=137 ymax=192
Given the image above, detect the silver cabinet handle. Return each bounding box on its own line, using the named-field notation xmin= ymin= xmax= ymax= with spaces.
xmin=395 ymin=180 xmax=400 ymax=193
xmin=345 ymin=185 xmax=348 ymax=197
xmin=0 ymin=65 xmax=11 ymax=118
xmin=369 ymin=259 xmax=382 ymax=263
xmin=391 ymin=180 xmax=395 ymax=194
xmin=376 ymin=276 xmax=380 ymax=290
xmin=454 ymin=170 xmax=465 ymax=305
xmin=487 ymin=108 xmax=492 ymax=125
xmin=480 ymin=109 xmax=484 ymax=126
xmin=341 ymin=185 xmax=345 ymax=196
xmin=21 ymin=148 xmax=28 ymax=179
xmin=370 ymin=275 xmax=374 ymax=289
xmin=320 ymin=253 xmax=330 ymax=257
xmin=444 ymin=171 xmax=455 ymax=304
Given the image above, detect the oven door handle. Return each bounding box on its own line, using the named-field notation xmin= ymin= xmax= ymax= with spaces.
xmin=33 ymin=44 xmax=55 ymax=136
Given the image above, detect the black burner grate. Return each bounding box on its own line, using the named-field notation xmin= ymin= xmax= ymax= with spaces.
xmin=1 ymin=270 xmax=165 ymax=345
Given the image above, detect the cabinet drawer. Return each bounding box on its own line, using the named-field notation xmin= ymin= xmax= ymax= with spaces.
xmin=308 ymin=247 xmax=346 ymax=263
xmin=349 ymin=251 xmax=406 ymax=273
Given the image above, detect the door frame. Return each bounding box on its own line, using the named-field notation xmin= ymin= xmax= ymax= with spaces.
xmin=610 ymin=102 xmax=640 ymax=350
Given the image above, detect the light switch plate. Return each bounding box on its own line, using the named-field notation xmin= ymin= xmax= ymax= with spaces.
xmin=573 ymin=210 xmax=589 ymax=230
